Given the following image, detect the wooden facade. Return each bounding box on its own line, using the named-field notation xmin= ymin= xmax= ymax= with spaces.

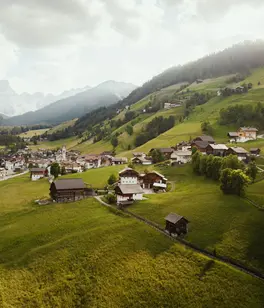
xmin=165 ymin=213 xmax=189 ymax=235
xmin=50 ymin=179 xmax=94 ymax=203
xmin=140 ymin=172 xmax=167 ymax=189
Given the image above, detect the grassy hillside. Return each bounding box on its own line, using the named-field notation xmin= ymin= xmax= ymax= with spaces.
xmin=29 ymin=136 xmax=79 ymax=151
xmin=129 ymin=164 xmax=264 ymax=274
xmin=1 ymin=171 xmax=264 ymax=306
xmin=46 ymin=118 xmax=78 ymax=134
xmin=25 ymin=68 xmax=264 ymax=155
xmin=120 ymin=71 xmax=264 ymax=156
xmin=19 ymin=128 xmax=49 ymax=138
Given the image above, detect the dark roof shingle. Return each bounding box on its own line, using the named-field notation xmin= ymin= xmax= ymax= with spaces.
xmin=53 ymin=179 xmax=85 ymax=190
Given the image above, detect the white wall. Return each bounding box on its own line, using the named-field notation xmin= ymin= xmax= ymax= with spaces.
xmin=31 ymin=174 xmax=44 ymax=181
xmin=120 ymin=176 xmax=138 ymax=185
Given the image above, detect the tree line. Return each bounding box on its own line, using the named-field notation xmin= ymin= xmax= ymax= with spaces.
xmin=192 ymin=150 xmax=257 ymax=196
xmin=219 ymin=102 xmax=264 ymax=129
xmin=135 ymin=116 xmax=175 ymax=147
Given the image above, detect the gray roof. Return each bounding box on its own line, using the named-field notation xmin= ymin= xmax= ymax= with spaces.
xmin=228 ymin=132 xmax=239 ymax=137
xmin=239 ymin=127 xmax=258 ymax=132
xmin=250 ymin=148 xmax=261 ymax=152
xmin=208 ymin=144 xmax=228 ymax=150
xmin=165 ymin=213 xmax=188 ymax=224
xmin=229 ymin=147 xmax=248 ymax=154
xmin=117 ymin=184 xmax=143 ymax=194
xmin=30 ymin=168 xmax=46 ymax=172
xmin=53 ymin=179 xmax=85 ymax=190
xmin=192 ymin=141 xmax=209 ymax=149
xmin=195 ymin=135 xmax=215 ymax=143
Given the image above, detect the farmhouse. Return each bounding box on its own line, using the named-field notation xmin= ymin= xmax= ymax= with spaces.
xmin=50 ymin=179 xmax=94 ymax=203
xmin=150 ymin=148 xmax=173 ymax=159
xmin=176 ymin=141 xmax=191 ymax=151
xmin=115 ymin=184 xmax=144 ymax=205
xmin=226 ymin=147 xmax=248 ymax=161
xmin=119 ymin=168 xmax=139 ymax=184
xmin=111 ymin=157 xmax=128 ymax=165
xmin=30 ymin=168 xmax=46 ymax=181
xmin=228 ymin=132 xmax=239 ymax=142
xmin=0 ymin=168 xmax=7 ymax=178
xmin=165 ymin=213 xmax=189 ymax=235
xmin=237 ymin=127 xmax=258 ymax=142
xmin=193 ymin=135 xmax=215 ymax=144
xmin=206 ymin=144 xmax=228 ymax=156
xmin=191 ymin=141 xmax=209 ymax=153
xmin=171 ymin=150 xmax=192 ymax=164
xmin=164 ymin=102 xmax=181 ymax=109
xmin=131 ymin=156 xmax=152 ymax=165
xmin=139 ymin=171 xmax=167 ymax=190
xmin=250 ymin=148 xmax=261 ymax=156
xmin=229 ymin=127 xmax=258 ymax=143
xmin=132 ymin=152 xmax=146 ymax=158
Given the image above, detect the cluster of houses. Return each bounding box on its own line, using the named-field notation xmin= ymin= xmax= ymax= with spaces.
xmin=0 ymin=146 xmax=128 ymax=180
xmin=114 ymin=167 xmax=167 ymax=206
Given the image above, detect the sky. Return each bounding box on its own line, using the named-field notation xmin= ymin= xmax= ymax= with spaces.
xmin=1 ymin=0 xmax=264 ymax=94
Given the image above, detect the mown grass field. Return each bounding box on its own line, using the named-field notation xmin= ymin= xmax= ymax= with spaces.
xmin=65 ymin=165 xmax=125 ymax=188
xmin=1 ymin=172 xmax=264 ymax=307
xmin=47 ymin=118 xmax=78 ymax=134
xmin=247 ymin=180 xmax=264 ymax=208
xmin=130 ymin=165 xmax=264 ymax=274
xmin=19 ymin=128 xmax=49 ymax=138
xmin=29 ymin=136 xmax=80 ymax=151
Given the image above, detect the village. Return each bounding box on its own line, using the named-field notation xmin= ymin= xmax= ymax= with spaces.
xmin=0 ymin=125 xmax=261 ymax=237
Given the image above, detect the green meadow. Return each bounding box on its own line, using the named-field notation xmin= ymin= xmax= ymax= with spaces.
xmin=130 ymin=165 xmax=264 ymax=274
xmin=1 ymin=170 xmax=264 ymax=306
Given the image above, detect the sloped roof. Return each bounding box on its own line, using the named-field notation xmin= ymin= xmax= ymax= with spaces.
xmin=229 ymin=147 xmax=248 ymax=154
xmin=228 ymin=132 xmax=239 ymax=137
xmin=30 ymin=168 xmax=46 ymax=172
xmin=250 ymin=148 xmax=261 ymax=152
xmin=165 ymin=213 xmax=189 ymax=224
xmin=171 ymin=150 xmax=192 ymax=157
xmin=239 ymin=127 xmax=258 ymax=132
xmin=53 ymin=179 xmax=85 ymax=190
xmin=208 ymin=144 xmax=228 ymax=150
xmin=195 ymin=135 xmax=215 ymax=143
xmin=192 ymin=141 xmax=209 ymax=149
xmin=117 ymin=184 xmax=143 ymax=194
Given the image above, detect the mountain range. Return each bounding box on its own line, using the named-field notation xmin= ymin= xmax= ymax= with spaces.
xmin=0 ymin=80 xmax=91 ymax=117
xmin=3 ymin=81 xmax=137 ymax=126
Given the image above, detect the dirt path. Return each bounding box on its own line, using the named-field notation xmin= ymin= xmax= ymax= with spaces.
xmin=94 ymin=195 xmax=264 ymax=282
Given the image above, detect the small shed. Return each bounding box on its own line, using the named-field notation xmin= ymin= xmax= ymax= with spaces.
xmin=250 ymin=148 xmax=261 ymax=156
xmin=165 ymin=213 xmax=189 ymax=235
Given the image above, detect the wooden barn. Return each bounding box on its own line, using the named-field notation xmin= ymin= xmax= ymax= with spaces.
xmin=165 ymin=213 xmax=189 ymax=235
xmin=50 ymin=179 xmax=94 ymax=203
xmin=140 ymin=171 xmax=167 ymax=190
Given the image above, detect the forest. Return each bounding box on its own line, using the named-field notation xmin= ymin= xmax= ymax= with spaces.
xmin=219 ymin=102 xmax=264 ymax=128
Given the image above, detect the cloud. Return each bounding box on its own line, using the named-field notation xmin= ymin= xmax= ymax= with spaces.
xmin=194 ymin=0 xmax=264 ymax=22
xmin=0 ymin=0 xmax=264 ymax=95
xmin=0 ymin=0 xmax=99 ymax=47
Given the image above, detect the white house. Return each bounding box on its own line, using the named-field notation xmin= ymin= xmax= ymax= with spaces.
xmin=171 ymin=150 xmax=192 ymax=164
xmin=115 ymin=168 xmax=143 ymax=204
xmin=119 ymin=168 xmax=139 ymax=185
xmin=4 ymin=161 xmax=14 ymax=171
xmin=228 ymin=127 xmax=258 ymax=143
xmin=0 ymin=168 xmax=7 ymax=178
xmin=131 ymin=156 xmax=152 ymax=165
xmin=30 ymin=168 xmax=46 ymax=181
